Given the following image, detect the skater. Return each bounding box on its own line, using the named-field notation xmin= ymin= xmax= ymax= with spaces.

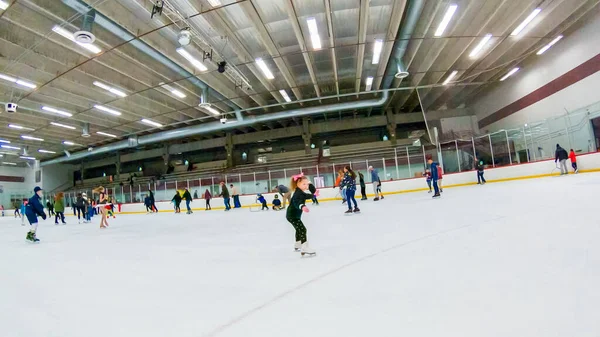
xmin=25 ymin=186 xmax=46 ymax=242
xmin=219 ymin=182 xmax=231 ymax=211
xmin=358 ymin=172 xmax=367 ymax=200
xmin=84 ymin=193 xmax=93 ymax=222
xmin=286 ymin=174 xmax=316 ymax=256
xmin=144 ymin=196 xmax=152 ymax=213
xmin=96 ymin=188 xmax=110 ymax=228
xmin=148 ymin=189 xmax=158 ymax=212
xmin=335 ymin=170 xmax=347 ymax=204
xmin=272 ymin=194 xmax=283 ymax=211
xmin=309 ymin=182 xmax=319 ymax=205
xmin=0 ymin=205 xmax=4 ymax=217
xmin=476 ymin=160 xmax=486 ymax=184
xmin=437 ymin=164 xmax=444 ymax=192
xmin=230 ymin=184 xmax=241 ymax=208
xmin=204 ymin=189 xmax=212 ymax=210
xmin=75 ymin=193 xmax=86 ymax=223
xmin=555 ymin=144 xmax=569 ymax=175
xmin=257 ymin=194 xmax=268 ymax=210
xmin=340 ymin=166 xmax=360 ymax=213
xmin=46 ymin=199 xmax=55 ymax=216
xmin=368 ymin=166 xmax=384 ymax=200
xmin=14 ymin=201 xmax=21 ymax=218
xmin=172 ymin=191 xmax=182 ymax=213
xmin=54 ymin=192 xmax=66 ymax=225
xmin=193 ymin=190 xmax=199 ymax=199
xmin=20 ymin=200 xmax=27 ymax=226
xmin=182 ymin=188 xmax=193 ymax=214
xmin=274 ymin=184 xmax=291 ymax=209
xmin=427 ymin=156 xmax=441 ymax=198
xmin=569 ymin=149 xmax=578 ymax=173
xmin=423 ymin=169 xmax=432 ymax=192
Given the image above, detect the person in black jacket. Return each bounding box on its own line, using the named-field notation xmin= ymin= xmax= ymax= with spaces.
xmin=26 ymin=186 xmax=47 ymax=242
xmin=555 ymin=144 xmax=569 ymax=175
xmin=219 ymin=182 xmax=231 ymax=211
xmin=172 ymin=191 xmax=182 ymax=213
xmin=286 ymin=174 xmax=316 ymax=256
xmin=75 ymin=193 xmax=86 ymax=223
xmin=182 ymin=188 xmax=193 ymax=214
xmin=46 ymin=200 xmax=55 ymax=216
xmin=148 ymin=189 xmax=158 ymax=212
xmin=476 ymin=160 xmax=486 ymax=185
xmin=358 ymin=172 xmax=367 ymax=200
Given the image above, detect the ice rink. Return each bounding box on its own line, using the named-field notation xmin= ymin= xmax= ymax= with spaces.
xmin=1 ymin=173 xmax=599 ymax=337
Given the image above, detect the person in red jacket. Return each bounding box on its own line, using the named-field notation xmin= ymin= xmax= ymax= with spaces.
xmin=569 ymin=149 xmax=578 ymax=173
xmin=437 ymin=165 xmax=443 ymax=192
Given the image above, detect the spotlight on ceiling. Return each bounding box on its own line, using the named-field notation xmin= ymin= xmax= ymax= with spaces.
xmin=217 ymin=61 xmax=226 ymax=74
xmin=151 ymin=0 xmax=164 ymax=19
xmin=178 ymin=28 xmax=191 ymax=46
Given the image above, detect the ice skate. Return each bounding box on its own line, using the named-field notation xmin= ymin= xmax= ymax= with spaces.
xmin=428 ymin=190 xmax=432 ymax=193
xmin=432 ymin=193 xmax=441 ymax=198
xmin=300 ymin=242 xmax=316 ymax=257
xmin=353 ymin=207 xmax=360 ymax=213
xmin=294 ymin=241 xmax=302 ymax=252
xmin=344 ymin=209 xmax=353 ymax=214
xmin=26 ymin=232 xmax=39 ymax=243
xmin=373 ymin=197 xmax=379 ymax=201
xmin=380 ymin=196 xmax=384 ymax=200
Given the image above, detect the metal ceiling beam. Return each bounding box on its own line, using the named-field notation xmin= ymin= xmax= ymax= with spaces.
xmin=324 ymin=0 xmax=340 ymax=99
xmin=355 ymin=0 xmax=369 ymax=93
xmin=373 ymin=0 xmax=407 ymax=91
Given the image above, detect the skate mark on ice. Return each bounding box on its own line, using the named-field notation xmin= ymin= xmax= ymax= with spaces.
xmin=202 ymin=215 xmax=505 ymax=337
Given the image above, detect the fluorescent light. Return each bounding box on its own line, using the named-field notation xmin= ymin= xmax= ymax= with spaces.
xmin=93 ymin=81 xmax=127 ymax=97
xmin=94 ymin=105 xmax=122 ymax=116
xmin=0 ymin=139 xmax=10 ymax=143
xmin=279 ymin=89 xmax=292 ymax=102
xmin=176 ymin=48 xmax=208 ymax=71
xmin=500 ymin=67 xmax=520 ymax=81
xmin=21 ymin=135 xmax=44 ymax=141
xmin=141 ymin=119 xmax=163 ymax=127
xmin=435 ymin=4 xmax=458 ymax=37
xmin=537 ymin=35 xmax=563 ymax=55
xmin=511 ymin=8 xmax=541 ymax=36
xmin=63 ymin=141 xmax=75 ymax=146
xmin=0 ymin=1 xmax=9 ymax=10
xmin=469 ymin=33 xmax=492 ymax=58
xmin=38 ymin=149 xmax=57 ymax=154
xmin=20 ymin=156 xmax=36 ymax=160
xmin=443 ymin=70 xmax=459 ymax=85
xmin=204 ymin=106 xmax=220 ymax=115
xmin=1 ymin=145 xmax=20 ymax=150
xmin=372 ymin=39 xmax=383 ymax=64
xmin=206 ymin=0 xmax=220 ymax=6
xmin=52 ymin=26 xmax=102 ymax=54
xmin=2 ymin=162 xmax=17 ymax=166
xmin=96 ymin=131 xmax=117 ymax=138
xmin=365 ymin=76 xmax=374 ymax=91
xmin=15 ymin=80 xmax=37 ymax=89
xmin=42 ymin=106 xmax=73 ymax=117
xmin=50 ymin=122 xmax=76 ymax=130
xmin=306 ymin=17 xmax=321 ymax=50
xmin=255 ymin=58 xmax=274 ymax=80
xmin=160 ymin=83 xmax=186 ymax=98
xmin=0 ymin=73 xmax=16 ymax=82
xmin=8 ymin=124 xmax=34 ymax=131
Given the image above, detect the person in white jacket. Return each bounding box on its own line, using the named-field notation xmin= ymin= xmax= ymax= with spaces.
xmin=230 ymin=184 xmax=242 ymax=208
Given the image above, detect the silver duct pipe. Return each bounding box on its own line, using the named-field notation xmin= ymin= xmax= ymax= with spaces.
xmin=61 ymin=0 xmax=241 ymax=113
xmin=41 ymin=91 xmax=389 ymax=166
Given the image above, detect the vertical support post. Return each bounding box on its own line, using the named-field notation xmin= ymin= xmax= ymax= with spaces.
xmin=422 ymin=145 xmax=426 ymax=169
xmin=130 ymin=185 xmax=133 ymax=203
xmin=455 ymin=140 xmax=461 ymax=172
xmin=505 ymin=130 xmax=512 ymax=165
xmin=488 ymin=134 xmax=495 ymax=167
xmin=523 ymin=127 xmax=530 ymax=162
xmin=121 ymin=185 xmax=123 ymax=202
xmin=267 ymin=171 xmax=271 ymax=191
xmin=394 ymin=148 xmax=399 ymax=179
xmin=211 ymin=177 xmax=215 ymax=193
xmin=332 ymin=163 xmax=336 ymax=183
xmin=175 ymin=180 xmax=177 ymax=191
xmin=187 ymin=179 xmax=190 ymax=189
xmin=253 ymin=172 xmax=256 ymax=194
xmin=382 ymin=158 xmax=387 ymax=180
xmin=406 ymin=147 xmax=411 ymax=178
xmin=283 ymin=168 xmax=287 ymax=182
xmin=225 ymin=175 xmax=228 ymax=185
xmin=316 ymin=165 xmax=319 ymax=178
xmin=199 ymin=178 xmax=201 ymax=196
xmin=238 ymin=173 xmax=242 ymax=194
xmin=471 ymin=137 xmax=477 ymax=162
xmin=225 ymin=132 xmax=234 ymax=168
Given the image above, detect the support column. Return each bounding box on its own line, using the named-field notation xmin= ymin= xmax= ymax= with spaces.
xmin=302 ymin=117 xmax=312 ymax=155
xmin=385 ymin=108 xmax=397 ymax=146
xmin=115 ymin=152 xmax=121 ymax=181
xmin=225 ymin=132 xmax=234 ymax=168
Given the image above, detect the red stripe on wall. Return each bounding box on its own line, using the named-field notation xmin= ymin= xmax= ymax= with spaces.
xmin=479 ymin=53 xmax=600 ymax=128
xmin=0 ymin=175 xmax=25 ymax=183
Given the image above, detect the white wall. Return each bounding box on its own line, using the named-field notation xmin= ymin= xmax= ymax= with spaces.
xmin=41 ymin=163 xmax=76 ymax=193
xmin=0 ymin=166 xmax=35 ymax=208
xmin=472 ymin=10 xmax=600 ymax=131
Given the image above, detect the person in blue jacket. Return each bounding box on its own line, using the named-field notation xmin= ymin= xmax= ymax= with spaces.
xmin=257 ymin=194 xmax=268 ymax=211
xmin=427 ymin=156 xmax=441 ymax=198
xmin=25 ymin=186 xmax=47 ymax=242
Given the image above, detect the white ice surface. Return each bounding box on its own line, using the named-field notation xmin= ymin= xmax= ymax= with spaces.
xmin=1 ymin=173 xmax=599 ymax=337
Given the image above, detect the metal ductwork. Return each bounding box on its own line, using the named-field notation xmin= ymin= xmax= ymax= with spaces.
xmin=61 ymin=0 xmax=241 ymax=113
xmin=382 ymin=0 xmax=425 ymax=88
xmin=74 ymin=9 xmax=96 ymax=44
xmin=41 ymin=91 xmax=389 ymax=166
xmin=199 ymin=87 xmax=210 ymax=108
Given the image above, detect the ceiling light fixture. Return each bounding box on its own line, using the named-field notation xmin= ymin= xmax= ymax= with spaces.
xmin=38 ymin=149 xmax=57 ymax=154
xmin=93 ymin=81 xmax=127 ymax=97
xmin=511 ymin=8 xmax=542 ymax=36
xmin=537 ymin=35 xmax=563 ymax=55
xmin=41 ymin=106 xmax=73 ymax=117
xmin=8 ymin=124 xmax=34 ymax=131
xmin=94 ymin=105 xmax=122 ymax=116
xmin=52 ymin=26 xmax=102 ymax=54
xmin=96 ymin=131 xmax=117 ymax=138
xmin=1 ymin=145 xmax=20 ymax=150
xmin=21 ymin=135 xmax=44 ymax=141
xmin=63 ymin=141 xmax=76 ymax=146
xmin=2 ymin=162 xmax=17 ymax=166
xmin=0 ymin=73 xmax=37 ymax=89
xmin=365 ymin=76 xmax=374 ymax=91
xmin=141 ymin=119 xmax=163 ymax=128
xmin=443 ymin=70 xmax=459 ymax=85
xmin=500 ymin=67 xmax=520 ymax=81
xmin=255 ymin=58 xmax=274 ymax=80
xmin=306 ymin=17 xmax=321 ymax=50
xmin=20 ymin=156 xmax=36 ymax=160
xmin=176 ymin=48 xmax=208 ymax=71
xmin=204 ymin=106 xmax=220 ymax=115
xmin=50 ymin=122 xmax=76 ymax=130
xmin=372 ymin=39 xmax=383 ymax=64
xmin=207 ymin=0 xmax=221 ymax=6
xmin=160 ymin=83 xmax=186 ymax=98
xmin=0 ymin=1 xmax=9 ymax=10
xmin=469 ymin=33 xmax=492 ymax=58
xmin=0 ymin=139 xmax=10 ymax=143
xmin=279 ymin=89 xmax=292 ymax=103
xmin=435 ymin=4 xmax=458 ymax=37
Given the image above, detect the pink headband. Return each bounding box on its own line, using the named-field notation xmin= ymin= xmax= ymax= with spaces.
xmin=292 ymin=173 xmax=304 ymax=181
